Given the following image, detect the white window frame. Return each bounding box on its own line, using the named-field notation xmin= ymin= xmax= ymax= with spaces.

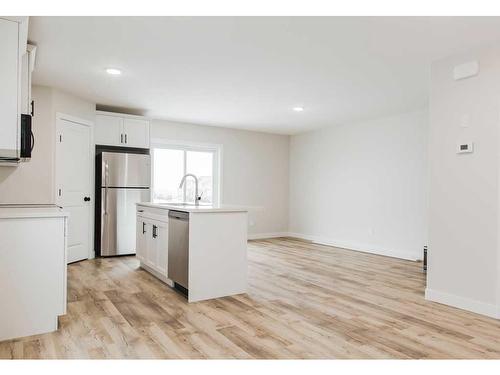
xmin=151 ymin=139 xmax=223 ymax=205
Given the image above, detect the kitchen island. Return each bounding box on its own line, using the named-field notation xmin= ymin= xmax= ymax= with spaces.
xmin=136 ymin=202 xmax=248 ymax=302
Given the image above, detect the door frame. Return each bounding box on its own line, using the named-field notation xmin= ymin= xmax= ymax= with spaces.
xmin=54 ymin=112 xmax=95 ymax=260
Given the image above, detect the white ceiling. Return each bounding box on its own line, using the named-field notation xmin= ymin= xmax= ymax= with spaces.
xmin=29 ymin=17 xmax=500 ymax=134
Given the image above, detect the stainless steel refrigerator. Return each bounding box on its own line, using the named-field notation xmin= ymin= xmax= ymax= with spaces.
xmin=96 ymin=152 xmax=150 ymax=256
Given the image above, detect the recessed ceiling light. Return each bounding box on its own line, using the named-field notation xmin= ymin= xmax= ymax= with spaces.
xmin=293 ymin=106 xmax=304 ymax=112
xmin=106 ymin=68 xmax=122 ymax=75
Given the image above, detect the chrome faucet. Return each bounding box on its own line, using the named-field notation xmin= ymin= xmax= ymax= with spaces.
xmin=179 ymin=174 xmax=201 ymax=206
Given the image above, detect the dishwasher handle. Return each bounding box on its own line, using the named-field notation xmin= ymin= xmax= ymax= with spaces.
xmin=168 ymin=210 xmax=189 ymax=221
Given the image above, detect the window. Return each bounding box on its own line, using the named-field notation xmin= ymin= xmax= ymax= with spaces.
xmin=152 ymin=141 xmax=221 ymax=205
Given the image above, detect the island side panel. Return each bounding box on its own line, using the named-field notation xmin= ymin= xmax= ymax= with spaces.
xmin=188 ymin=211 xmax=248 ymax=302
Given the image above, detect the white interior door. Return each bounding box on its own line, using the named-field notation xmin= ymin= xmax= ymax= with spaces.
xmin=56 ymin=117 xmax=92 ymax=264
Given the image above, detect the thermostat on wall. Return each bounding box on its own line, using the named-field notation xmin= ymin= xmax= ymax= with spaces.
xmin=457 ymin=142 xmax=474 ymax=154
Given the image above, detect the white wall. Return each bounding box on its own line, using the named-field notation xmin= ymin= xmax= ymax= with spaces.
xmin=52 ymin=87 xmax=95 ymax=124
xmin=151 ymin=120 xmax=290 ymax=237
xmin=426 ymin=43 xmax=500 ymax=318
xmin=0 ymin=85 xmax=95 ymax=204
xmin=0 ymin=86 xmax=53 ymax=203
xmin=289 ymin=110 xmax=428 ymax=260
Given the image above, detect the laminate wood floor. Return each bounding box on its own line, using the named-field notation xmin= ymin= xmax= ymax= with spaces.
xmin=2 ymin=237 xmax=500 ymax=359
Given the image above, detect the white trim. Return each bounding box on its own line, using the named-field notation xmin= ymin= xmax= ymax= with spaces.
xmin=96 ymin=110 xmax=150 ymax=121
xmin=152 ymin=138 xmax=222 ymax=151
xmin=55 ymin=112 xmax=94 ymax=261
xmin=248 ymin=231 xmax=421 ymax=261
xmin=248 ymin=232 xmax=290 ymax=240
xmin=0 ymin=16 xmax=28 ymax=23
xmin=497 ymin=94 xmax=500 ymax=323
xmin=425 ymin=288 xmax=499 ymax=319
xmin=286 ymin=232 xmax=421 ymax=261
xmin=150 ymin=138 xmax=223 ymax=205
xmin=56 ymin=112 xmax=93 ymax=127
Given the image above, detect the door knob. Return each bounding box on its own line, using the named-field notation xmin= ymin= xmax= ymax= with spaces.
xmin=84 ymin=196 xmax=91 ymax=202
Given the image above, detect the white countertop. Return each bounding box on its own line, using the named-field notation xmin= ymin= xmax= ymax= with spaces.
xmin=137 ymin=202 xmax=248 ymax=213
xmin=0 ymin=204 xmax=69 ymax=219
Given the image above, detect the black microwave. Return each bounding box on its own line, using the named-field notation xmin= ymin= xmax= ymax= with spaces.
xmin=20 ymin=114 xmax=34 ymax=160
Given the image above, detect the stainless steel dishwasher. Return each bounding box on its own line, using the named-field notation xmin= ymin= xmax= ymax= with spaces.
xmin=168 ymin=210 xmax=189 ymax=292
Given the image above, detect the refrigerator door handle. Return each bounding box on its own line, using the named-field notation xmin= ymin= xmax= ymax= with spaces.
xmin=104 ymin=161 xmax=109 ymax=215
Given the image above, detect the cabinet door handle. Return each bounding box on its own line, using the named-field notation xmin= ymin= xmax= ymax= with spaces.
xmin=142 ymin=222 xmax=146 ymax=234
xmin=152 ymin=225 xmax=158 ymax=238
xmin=124 ymin=134 xmax=127 ymax=144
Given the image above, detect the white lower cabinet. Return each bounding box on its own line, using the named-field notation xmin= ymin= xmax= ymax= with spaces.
xmin=153 ymin=221 xmax=168 ymax=274
xmin=136 ymin=215 xmax=168 ymax=277
xmin=136 ymin=217 xmax=147 ymax=262
xmin=0 ymin=207 xmax=68 ymax=341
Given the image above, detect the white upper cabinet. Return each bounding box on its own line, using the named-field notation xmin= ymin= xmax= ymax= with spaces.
xmin=0 ymin=18 xmax=25 ymax=161
xmin=95 ymin=114 xmax=122 ymax=146
xmin=123 ymin=118 xmax=150 ymax=148
xmin=95 ymin=111 xmax=150 ymax=149
xmin=0 ymin=17 xmax=30 ymax=164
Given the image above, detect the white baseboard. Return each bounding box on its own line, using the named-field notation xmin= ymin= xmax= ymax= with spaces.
xmin=425 ymin=288 xmax=499 ymax=319
xmin=249 ymin=231 xmax=421 ymax=261
xmin=287 ymin=232 xmax=421 ymax=261
xmin=248 ymin=232 xmax=290 ymax=240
